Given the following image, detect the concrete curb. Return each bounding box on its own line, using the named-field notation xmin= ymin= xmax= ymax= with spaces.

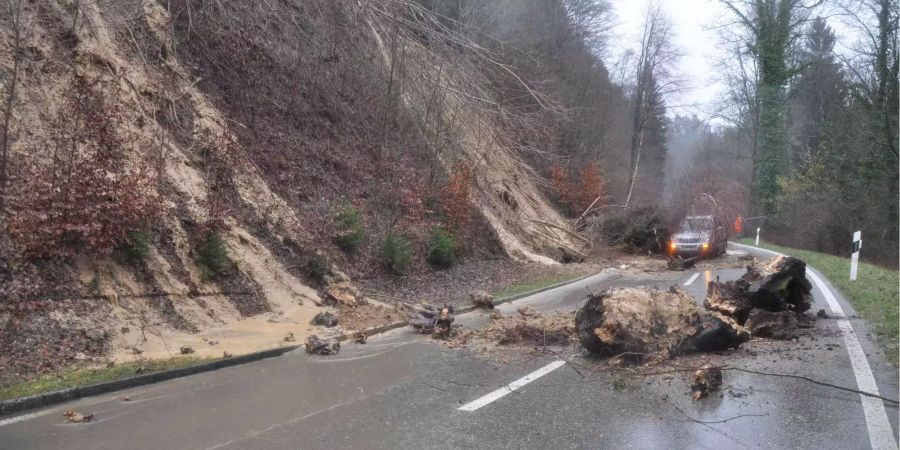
xmin=0 ymin=272 xmax=592 ymax=417
xmin=0 ymin=345 xmax=300 ymax=417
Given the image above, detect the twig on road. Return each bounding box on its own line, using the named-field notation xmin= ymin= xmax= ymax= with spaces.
xmin=725 ymin=367 xmax=900 ymax=405
xmin=665 ymin=396 xmax=768 ymax=424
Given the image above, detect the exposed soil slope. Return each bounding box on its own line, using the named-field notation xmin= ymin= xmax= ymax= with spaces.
xmin=0 ymin=0 xmax=583 ymax=381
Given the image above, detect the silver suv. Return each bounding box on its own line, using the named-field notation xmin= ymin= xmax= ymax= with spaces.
xmin=668 ymin=215 xmax=727 ymax=257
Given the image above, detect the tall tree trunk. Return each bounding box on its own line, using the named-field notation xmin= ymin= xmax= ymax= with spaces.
xmin=0 ymin=0 xmax=23 ymax=215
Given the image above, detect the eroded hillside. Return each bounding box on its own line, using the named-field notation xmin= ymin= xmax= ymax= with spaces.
xmin=0 ymin=0 xmax=583 ymax=380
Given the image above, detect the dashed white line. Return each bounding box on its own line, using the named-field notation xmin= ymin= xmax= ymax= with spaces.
xmin=683 ymin=272 xmax=700 ymax=286
xmin=457 ymin=360 xmax=566 ymax=412
xmin=732 ymin=242 xmax=896 ymax=449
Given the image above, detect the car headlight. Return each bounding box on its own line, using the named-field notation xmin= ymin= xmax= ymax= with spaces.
xmin=701 ymin=242 xmax=709 ymax=251
xmin=669 ymin=242 xmax=678 ymax=250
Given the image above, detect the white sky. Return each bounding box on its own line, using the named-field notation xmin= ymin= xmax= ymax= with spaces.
xmin=607 ymin=0 xmax=861 ymax=124
xmin=609 ymin=0 xmax=730 ymax=121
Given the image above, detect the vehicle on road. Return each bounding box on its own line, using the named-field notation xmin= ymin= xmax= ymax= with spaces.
xmin=668 ymin=215 xmax=727 ymax=258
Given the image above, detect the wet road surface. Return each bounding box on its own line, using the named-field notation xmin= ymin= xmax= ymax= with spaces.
xmin=1 ymin=244 xmax=897 ymax=449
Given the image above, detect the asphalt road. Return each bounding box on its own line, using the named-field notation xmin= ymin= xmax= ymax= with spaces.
xmin=1 ymin=244 xmax=897 ymax=449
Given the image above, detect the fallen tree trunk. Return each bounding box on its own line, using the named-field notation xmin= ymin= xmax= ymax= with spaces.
xmin=748 ymin=256 xmax=813 ymax=314
xmin=575 ymin=287 xmax=747 ymax=361
xmin=704 ymin=256 xmax=813 ymax=326
xmin=704 ymin=279 xmax=753 ymax=323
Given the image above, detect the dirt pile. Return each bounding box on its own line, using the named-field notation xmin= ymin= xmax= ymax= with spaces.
xmin=335 ymin=303 xmax=403 ymax=333
xmin=575 ymin=287 xmax=748 ymax=362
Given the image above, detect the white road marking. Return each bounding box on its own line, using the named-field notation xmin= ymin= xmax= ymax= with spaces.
xmin=0 ymin=408 xmax=60 ymax=427
xmin=683 ymin=272 xmax=700 ymax=286
xmin=457 ymin=360 xmax=566 ymax=412
xmin=732 ymin=242 xmax=896 ymax=449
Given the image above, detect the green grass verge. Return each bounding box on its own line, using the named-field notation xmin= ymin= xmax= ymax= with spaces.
xmin=0 ymin=356 xmax=216 ymax=401
xmin=493 ymin=272 xmax=586 ymax=299
xmin=738 ymin=239 xmax=899 ymax=363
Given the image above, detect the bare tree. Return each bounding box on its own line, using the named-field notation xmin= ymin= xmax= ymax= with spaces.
xmin=564 ymin=0 xmax=614 ymax=56
xmin=624 ymin=0 xmax=678 ymax=207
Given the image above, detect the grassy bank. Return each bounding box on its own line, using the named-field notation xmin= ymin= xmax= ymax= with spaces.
xmin=0 ymin=356 xmax=216 ymax=401
xmin=738 ymin=239 xmax=898 ymax=363
xmin=493 ymin=272 xmax=586 ymax=299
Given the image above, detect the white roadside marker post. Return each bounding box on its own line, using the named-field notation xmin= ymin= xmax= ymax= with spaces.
xmin=850 ymin=231 xmax=861 ymax=281
xmin=755 ymin=227 xmax=760 ymax=246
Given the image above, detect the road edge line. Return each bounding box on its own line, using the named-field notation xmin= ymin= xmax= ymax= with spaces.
xmin=732 ymin=242 xmax=896 ymax=449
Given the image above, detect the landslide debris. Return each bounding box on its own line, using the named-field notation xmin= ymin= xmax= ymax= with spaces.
xmin=704 ymin=256 xmax=813 ymax=338
xmin=64 ymin=410 xmax=94 ymax=424
xmin=305 ymin=335 xmax=341 ymax=355
xmin=690 ymin=365 xmax=723 ymax=400
xmin=472 ymin=312 xmax=576 ymax=347
xmin=469 ymin=290 xmax=495 ymax=309
xmin=404 ymin=302 xmax=455 ymax=338
xmin=575 ymin=287 xmax=748 ymax=361
xmin=311 ymin=312 xmax=339 ymax=328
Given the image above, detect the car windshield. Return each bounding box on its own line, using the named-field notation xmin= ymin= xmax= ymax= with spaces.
xmin=680 ymin=217 xmax=713 ymax=232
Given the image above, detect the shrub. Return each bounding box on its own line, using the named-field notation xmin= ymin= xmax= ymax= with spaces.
xmin=596 ymin=207 xmax=668 ymax=254
xmin=120 ymin=230 xmax=152 ymax=263
xmin=574 ymin=162 xmax=605 ymax=214
xmin=7 ymin=76 xmax=161 ymax=258
xmin=308 ymin=252 xmax=330 ymax=285
xmin=441 ymin=162 xmax=472 ymax=233
xmin=196 ymin=231 xmax=232 ymax=280
xmin=427 ymin=228 xmax=456 ymax=268
xmin=333 ymin=201 xmax=365 ymax=253
xmin=548 ymin=162 xmax=606 ymax=217
xmin=381 ymin=232 xmax=412 ymax=275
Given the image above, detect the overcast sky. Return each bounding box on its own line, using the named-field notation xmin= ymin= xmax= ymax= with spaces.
xmin=607 ymin=0 xmax=859 ymax=124
xmin=609 ymin=0 xmax=729 ymax=121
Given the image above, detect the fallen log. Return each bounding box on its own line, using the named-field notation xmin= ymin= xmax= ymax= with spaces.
xmin=704 ymin=279 xmax=753 ymax=324
xmin=575 ymin=287 xmax=747 ymax=361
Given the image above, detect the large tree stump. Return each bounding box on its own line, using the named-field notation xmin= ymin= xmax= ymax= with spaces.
xmin=704 ymin=256 xmax=813 ymax=325
xmin=575 ymin=287 xmax=747 ymax=360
